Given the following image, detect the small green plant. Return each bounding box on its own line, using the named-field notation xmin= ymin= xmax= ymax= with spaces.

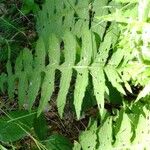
xmin=1 ymin=0 xmax=150 ymax=149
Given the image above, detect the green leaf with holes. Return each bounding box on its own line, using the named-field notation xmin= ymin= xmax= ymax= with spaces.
xmin=98 ymin=116 xmax=113 ymax=150
xmin=79 ymin=127 xmax=97 ymax=150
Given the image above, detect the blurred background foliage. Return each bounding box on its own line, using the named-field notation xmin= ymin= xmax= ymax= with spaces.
xmin=0 ymin=0 xmax=37 ymax=72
